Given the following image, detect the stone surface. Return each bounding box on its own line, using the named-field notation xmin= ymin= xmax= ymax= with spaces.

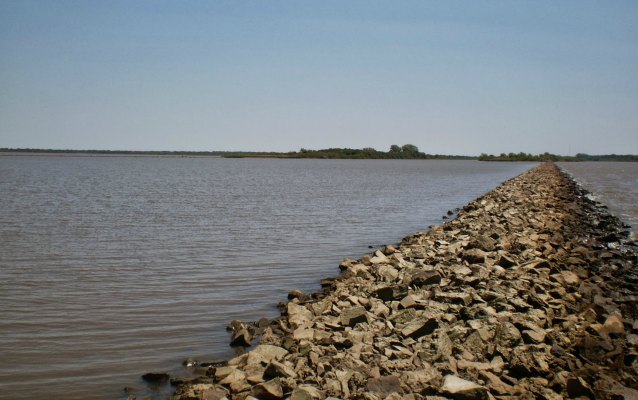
xmin=601 ymin=314 xmax=624 ymax=335
xmin=365 ymin=375 xmax=402 ymax=398
xmin=167 ymin=163 xmax=638 ymax=400
xmin=400 ymin=318 xmax=438 ymax=339
xmin=340 ymin=306 xmax=369 ymax=327
xmin=251 ymin=379 xmax=284 ymax=400
xmin=439 ymin=375 xmax=488 ymax=400
xmin=462 ymin=249 xmax=487 ymax=264
xmin=410 ymin=271 xmax=442 ymax=286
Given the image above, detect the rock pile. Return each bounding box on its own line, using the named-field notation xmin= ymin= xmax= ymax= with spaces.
xmin=166 ymin=162 xmax=637 ymax=400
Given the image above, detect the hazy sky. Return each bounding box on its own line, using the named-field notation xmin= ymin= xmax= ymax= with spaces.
xmin=1 ymin=1 xmax=637 ymax=155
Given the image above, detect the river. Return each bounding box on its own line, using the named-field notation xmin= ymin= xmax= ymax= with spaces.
xmin=1 ymin=157 xmax=536 ymax=399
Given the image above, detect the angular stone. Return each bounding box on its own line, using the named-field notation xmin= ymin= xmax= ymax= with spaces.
xmin=287 ymin=303 xmax=314 ymax=328
xmin=452 ymin=265 xmax=473 ymax=277
xmin=293 ymin=327 xmax=315 ymax=340
xmin=560 ymin=270 xmax=580 ymax=286
xmin=478 ymin=371 xmax=517 ymax=396
xmin=201 ymin=386 xmax=230 ymax=400
xmin=375 ymin=285 xmax=409 ymax=301
xmin=370 ymin=250 xmax=389 ymax=264
xmin=437 ymin=332 xmax=453 ymax=357
xmin=522 ymin=329 xmax=546 ymax=344
xmin=566 ymin=377 xmax=594 ymax=399
xmin=456 ymin=359 xmax=493 ymax=371
xmin=366 ymin=375 xmax=402 ymax=398
xmin=497 ymin=255 xmax=517 ymax=268
xmin=400 ymin=295 xmax=417 ymax=309
xmin=462 ymin=249 xmax=487 ymax=264
xmin=265 ymin=361 xmax=298 ymax=379
xmin=410 ymin=271 xmax=442 ymax=287
xmin=227 ymin=319 xmax=244 ymax=332
xmin=291 ymin=385 xmax=325 ymax=400
xmin=440 ymin=375 xmax=488 ymax=400
xmin=390 ymin=308 xmax=417 ymax=324
xmin=340 ymin=306 xmax=369 ymax=327
xmin=288 ymin=289 xmax=308 ymax=301
xmin=217 ymin=368 xmax=249 ymax=392
xmin=401 ymin=318 xmax=438 ymax=339
xmin=494 ymin=322 xmax=521 ymax=347
xmin=377 ymin=265 xmax=399 ymax=281
xmin=468 ymin=235 xmax=497 ymax=252
xmin=435 ymin=291 xmax=472 ymax=306
xmin=383 ymin=245 xmax=398 ymax=254
xmin=601 ymin=314 xmax=624 ymax=335
xmin=252 ymin=379 xmax=284 ymax=400
xmin=230 ymin=327 xmax=252 ymax=347
xmin=249 ymin=345 xmax=288 ymax=364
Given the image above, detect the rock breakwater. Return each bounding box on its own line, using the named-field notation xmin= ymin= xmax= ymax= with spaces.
xmin=167 ymin=162 xmax=637 ymax=400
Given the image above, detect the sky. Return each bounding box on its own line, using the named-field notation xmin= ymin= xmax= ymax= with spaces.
xmin=1 ymin=1 xmax=637 ymax=155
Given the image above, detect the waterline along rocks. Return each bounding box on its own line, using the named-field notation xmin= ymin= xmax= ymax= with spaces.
xmin=164 ymin=162 xmax=637 ymax=400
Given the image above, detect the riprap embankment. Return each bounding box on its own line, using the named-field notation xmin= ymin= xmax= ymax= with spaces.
xmin=167 ymin=162 xmax=637 ymax=400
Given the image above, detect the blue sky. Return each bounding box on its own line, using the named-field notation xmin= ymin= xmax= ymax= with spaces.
xmin=1 ymin=1 xmax=637 ymax=155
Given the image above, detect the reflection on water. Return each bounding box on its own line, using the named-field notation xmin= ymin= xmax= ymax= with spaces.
xmin=0 ymin=157 xmax=534 ymax=400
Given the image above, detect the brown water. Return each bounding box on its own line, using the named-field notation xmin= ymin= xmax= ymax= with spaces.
xmin=558 ymin=162 xmax=638 ymax=232
xmin=0 ymin=157 xmax=534 ymax=399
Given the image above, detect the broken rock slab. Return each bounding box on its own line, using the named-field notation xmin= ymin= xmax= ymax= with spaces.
xmin=439 ymin=375 xmax=488 ymax=400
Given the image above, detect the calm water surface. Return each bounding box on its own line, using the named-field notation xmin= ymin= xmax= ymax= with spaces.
xmin=558 ymin=162 xmax=638 ymax=232
xmin=0 ymin=157 xmax=534 ymax=399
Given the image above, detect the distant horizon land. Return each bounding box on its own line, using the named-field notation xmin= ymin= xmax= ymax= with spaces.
xmin=2 ymin=147 xmax=638 ymax=162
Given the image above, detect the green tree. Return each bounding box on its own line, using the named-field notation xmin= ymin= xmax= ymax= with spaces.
xmin=401 ymin=144 xmax=419 ymax=155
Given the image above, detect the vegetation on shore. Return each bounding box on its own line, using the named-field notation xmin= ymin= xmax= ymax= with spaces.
xmin=0 ymin=145 xmax=472 ymax=160
xmin=225 ymin=144 xmax=473 ymax=160
xmin=478 ymin=152 xmax=638 ymax=162
xmin=2 ymin=147 xmax=636 ymax=161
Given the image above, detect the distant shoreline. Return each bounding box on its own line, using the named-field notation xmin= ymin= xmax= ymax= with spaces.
xmin=1 ymin=148 xmax=637 ymax=162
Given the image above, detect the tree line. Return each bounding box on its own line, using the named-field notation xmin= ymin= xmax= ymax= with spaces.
xmin=478 ymin=152 xmax=638 ymax=162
